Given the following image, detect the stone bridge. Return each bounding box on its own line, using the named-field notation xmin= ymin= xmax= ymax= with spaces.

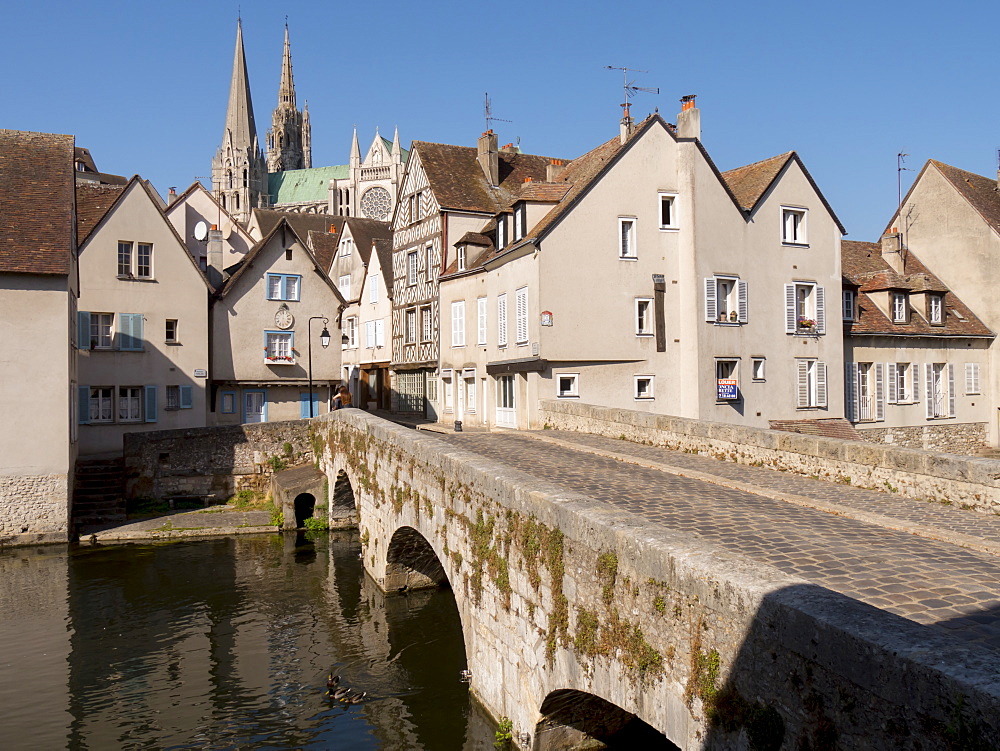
xmin=311 ymin=409 xmax=1000 ymax=750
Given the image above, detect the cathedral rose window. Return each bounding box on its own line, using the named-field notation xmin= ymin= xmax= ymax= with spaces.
xmin=360 ymin=186 xmax=392 ymax=220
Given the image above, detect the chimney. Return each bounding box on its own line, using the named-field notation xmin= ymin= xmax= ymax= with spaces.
xmin=546 ymin=159 xmax=565 ymax=181
xmin=619 ymin=103 xmax=635 ymax=144
xmin=207 ymin=225 xmax=224 ymax=288
xmin=677 ymin=95 xmax=700 ymax=139
xmin=500 ymin=142 xmax=517 ymax=154
xmin=167 ymin=187 xmax=178 ymax=205
xmin=478 ymin=130 xmax=499 ymax=186
xmin=329 ymin=224 xmax=337 ymax=234
xmin=880 ymin=228 xmax=905 ymax=273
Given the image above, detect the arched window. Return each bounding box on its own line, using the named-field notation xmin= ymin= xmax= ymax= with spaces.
xmin=226 ymin=170 xmax=233 ymax=189
xmin=234 ymin=193 xmax=240 ymax=210
xmin=221 ymin=194 xmax=226 ymax=210
xmin=243 ymin=169 xmax=248 ymax=187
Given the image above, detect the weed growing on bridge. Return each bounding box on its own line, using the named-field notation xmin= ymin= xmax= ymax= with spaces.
xmin=653 ymin=595 xmax=667 ymax=614
xmin=303 ymin=516 xmax=329 ymax=531
xmin=494 ymin=717 xmax=513 ymax=749
xmin=596 ymin=552 xmax=618 ymax=606
xmin=267 ymin=455 xmax=288 ymax=473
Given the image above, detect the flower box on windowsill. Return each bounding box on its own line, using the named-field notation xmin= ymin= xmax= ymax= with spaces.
xmin=264 ymin=355 xmax=295 ymax=365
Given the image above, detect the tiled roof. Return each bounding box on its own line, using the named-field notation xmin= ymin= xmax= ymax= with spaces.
xmin=456 ymin=232 xmax=491 ymax=246
xmin=517 ymin=182 xmax=571 ymax=203
xmin=267 ymin=165 xmax=348 ymax=205
xmin=76 ymin=184 xmax=125 ymax=243
xmin=252 ymin=209 xmax=342 ymax=239
xmin=414 ymin=141 xmax=556 ymax=214
xmin=372 ymin=238 xmax=394 ymax=297
xmin=343 ymin=216 xmax=391 ymax=266
xmin=0 ymin=129 xmax=75 ymax=275
xmin=721 ymin=153 xmax=793 ymax=211
xmin=769 ymin=418 xmax=861 ymax=441
xmin=842 ymin=240 xmax=992 ymax=337
xmin=927 ymin=160 xmax=1000 ymax=236
xmin=308 ymin=230 xmax=340 ymax=273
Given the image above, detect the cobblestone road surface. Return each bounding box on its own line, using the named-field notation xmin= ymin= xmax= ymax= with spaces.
xmin=432 ymin=429 xmax=1000 ymax=652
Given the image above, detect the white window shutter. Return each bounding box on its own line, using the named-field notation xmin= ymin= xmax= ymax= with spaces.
xmin=737 ymin=280 xmax=748 ymax=323
xmin=375 ymin=319 xmax=384 ymax=347
xmin=784 ymin=284 xmax=796 ymax=333
xmin=797 ymin=361 xmax=809 ymax=408
xmin=948 ymin=363 xmax=956 ymax=417
xmin=925 ymin=364 xmax=934 ymax=419
xmin=875 ymin=362 xmax=885 ymax=421
xmin=815 ymin=286 xmax=826 ymax=334
xmin=911 ymin=364 xmax=919 ymax=403
xmin=704 ymin=278 xmax=717 ymax=322
xmin=516 ymin=288 xmax=528 ymax=344
xmin=498 ymin=294 xmax=508 ymax=347
xmin=365 ymin=321 xmax=375 ymax=349
xmin=478 ymin=298 xmax=487 ymax=344
xmin=887 ymin=363 xmax=897 ymax=404
xmin=965 ymin=363 xmax=974 ymax=394
xmin=816 ymin=362 xmax=828 ymax=407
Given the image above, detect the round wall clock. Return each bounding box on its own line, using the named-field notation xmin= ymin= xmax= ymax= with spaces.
xmin=275 ymin=306 xmax=294 ymax=330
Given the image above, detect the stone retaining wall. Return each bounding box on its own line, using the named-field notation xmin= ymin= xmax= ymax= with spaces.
xmin=539 ymin=400 xmax=1000 ymax=515
xmin=0 ymin=473 xmax=69 ymax=546
xmin=124 ymin=421 xmax=314 ymax=503
xmin=858 ymin=421 xmax=987 ymax=453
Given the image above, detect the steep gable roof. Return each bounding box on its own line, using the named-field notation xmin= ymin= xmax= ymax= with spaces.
xmin=342 ymin=216 xmax=391 ymax=266
xmin=251 ymin=208 xmax=342 ymax=239
xmin=413 ymin=141 xmax=557 ymax=214
xmin=0 ymin=129 xmax=75 ymax=275
xmin=372 ymin=238 xmax=394 ymax=296
xmin=76 ymin=184 xmax=125 ymax=243
xmin=926 ymin=160 xmax=1000 ymax=236
xmin=842 ymin=240 xmax=992 ymax=337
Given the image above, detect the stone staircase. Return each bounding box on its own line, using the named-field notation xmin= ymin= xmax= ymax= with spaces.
xmin=73 ymin=457 xmax=127 ymax=532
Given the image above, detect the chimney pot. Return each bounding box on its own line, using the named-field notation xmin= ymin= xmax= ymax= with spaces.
xmin=524 ymin=177 xmax=532 ymax=183
xmin=676 ymin=95 xmax=701 ymax=139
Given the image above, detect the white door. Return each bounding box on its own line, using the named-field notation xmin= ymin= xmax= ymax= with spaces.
xmin=857 ymin=364 xmax=873 ymax=422
xmin=244 ymin=391 xmax=265 ymax=423
xmin=496 ymin=375 xmax=516 ymax=428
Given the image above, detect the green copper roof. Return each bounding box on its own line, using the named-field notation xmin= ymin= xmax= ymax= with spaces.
xmin=380 ymin=136 xmax=410 ymax=162
xmin=267 ymin=164 xmax=348 ymax=205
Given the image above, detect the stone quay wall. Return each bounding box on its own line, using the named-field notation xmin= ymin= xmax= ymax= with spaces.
xmin=0 ymin=472 xmax=70 ymax=546
xmin=539 ymin=400 xmax=1000 ymax=515
xmin=124 ymin=421 xmax=314 ymax=503
xmin=858 ymin=421 xmax=987 ymax=454
xmin=319 ymin=410 xmax=1000 ymax=750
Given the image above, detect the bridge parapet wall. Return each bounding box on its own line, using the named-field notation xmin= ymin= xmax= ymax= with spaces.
xmin=318 ymin=410 xmax=1000 ymax=749
xmin=540 ymin=400 xmax=1000 ymax=515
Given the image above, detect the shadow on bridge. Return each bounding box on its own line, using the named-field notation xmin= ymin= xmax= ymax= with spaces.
xmin=534 ymin=689 xmax=679 ymax=750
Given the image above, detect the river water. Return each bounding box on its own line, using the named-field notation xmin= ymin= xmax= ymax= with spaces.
xmin=0 ymin=532 xmax=495 ymax=750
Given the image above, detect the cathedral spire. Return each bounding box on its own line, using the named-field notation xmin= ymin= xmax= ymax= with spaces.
xmin=391 ymin=126 xmax=401 ymax=158
xmin=277 ymin=23 xmax=296 ymax=112
xmin=350 ymin=127 xmax=361 ymax=169
xmin=223 ymin=19 xmax=259 ymax=152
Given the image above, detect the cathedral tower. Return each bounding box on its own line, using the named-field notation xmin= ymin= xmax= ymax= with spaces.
xmin=266 ymin=25 xmax=311 ymax=172
xmin=212 ymin=19 xmax=267 ymax=223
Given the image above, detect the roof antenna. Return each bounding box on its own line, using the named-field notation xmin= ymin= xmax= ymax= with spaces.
xmin=484 ymin=93 xmax=511 ymax=132
xmin=897 ymin=151 xmax=912 ymax=209
xmin=605 ymin=66 xmax=659 ymax=117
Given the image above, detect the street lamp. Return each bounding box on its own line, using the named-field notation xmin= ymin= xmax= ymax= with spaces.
xmin=307 ymin=316 xmax=330 ymax=418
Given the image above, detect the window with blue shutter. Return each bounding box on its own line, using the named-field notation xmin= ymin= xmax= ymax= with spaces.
xmin=144 ymin=385 xmax=157 ymax=422
xmin=78 ymin=385 xmax=90 ymax=424
xmin=118 ymin=313 xmax=144 ymax=351
xmin=77 ymin=312 xmax=91 ymax=349
xmin=179 ymin=385 xmax=193 ymax=409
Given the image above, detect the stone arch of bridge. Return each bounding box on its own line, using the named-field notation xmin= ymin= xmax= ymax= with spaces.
xmin=384 ymin=525 xmax=450 ymax=592
xmin=324 ymin=457 xmax=361 ymax=527
xmin=534 ymin=688 xmax=679 ymax=750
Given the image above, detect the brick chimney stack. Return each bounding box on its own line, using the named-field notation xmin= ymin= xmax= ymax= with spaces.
xmin=677 ymin=95 xmax=700 ymax=139
xmin=478 ymin=130 xmax=499 ymax=186
xmin=880 ymin=228 xmax=905 ymax=273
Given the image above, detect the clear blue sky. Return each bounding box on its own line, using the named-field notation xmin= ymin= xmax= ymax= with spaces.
xmin=4 ymin=0 xmax=997 ymax=240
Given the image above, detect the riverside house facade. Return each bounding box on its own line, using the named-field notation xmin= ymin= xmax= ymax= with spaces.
xmin=76 ymin=177 xmax=212 ymax=456
xmin=211 ymin=217 xmax=344 ymax=424
xmin=438 ymin=103 xmax=845 ymax=430
xmin=0 ymin=130 xmax=79 ymax=544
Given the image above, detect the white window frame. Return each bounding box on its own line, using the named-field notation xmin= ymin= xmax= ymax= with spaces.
xmin=118 ymin=386 xmax=143 ymax=422
xmin=369 ymin=275 xmax=379 ymax=304
xmin=752 ymin=357 xmax=766 ymax=382
xmin=966 ymin=362 xmax=981 ymax=395
xmin=89 ymin=386 xmax=114 ymax=423
xmin=165 ymin=319 xmax=178 ymax=343
xmin=338 ymin=275 xmax=351 ymax=300
xmin=634 ymin=375 xmax=655 ymax=400
xmin=340 ymin=238 xmax=352 ymax=257
xmin=557 ymin=373 xmax=579 ymax=398
xmin=785 ymin=282 xmax=826 ymax=334
xmin=464 ymin=370 xmax=477 ymax=413
xmin=515 ymin=287 xmax=528 ymax=345
xmin=136 ymin=243 xmax=153 ymax=279
xmin=265 ymin=331 xmax=294 ymax=363
xmin=842 ymin=290 xmax=855 ymax=322
xmin=426 ymin=244 xmax=434 ymax=280
xmin=619 ymin=217 xmax=637 ymax=259
xmin=705 ymin=276 xmax=748 ymax=324
xmin=117 ymin=241 xmax=132 ymax=277
xmin=892 ymin=292 xmax=908 ymax=323
xmin=406 ymin=251 xmax=419 ymax=286
xmin=497 ymin=293 xmax=508 ymax=348
xmin=451 ymin=301 xmax=466 ymax=347
xmin=658 ymin=192 xmax=678 ymax=230
xmin=343 ymin=317 xmax=358 ymax=349
xmin=457 ymin=246 xmax=466 ymax=272
xmin=405 ymin=308 xmax=417 ymax=344
xmin=929 ymin=294 xmax=944 ymax=324
xmin=420 ymin=305 xmax=433 ymax=342
xmin=514 ymin=204 xmax=526 ymax=241
xmin=926 ymin=362 xmax=956 ymax=419
xmin=477 ymin=297 xmax=487 ymax=345
xmin=497 ymin=216 xmax=508 ymax=248
xmin=635 ymin=298 xmax=653 ymax=336
xmin=889 ymin=362 xmax=913 ymax=403
xmin=796 ymin=359 xmax=828 ymax=409
xmin=781 ymin=206 xmax=807 ymax=245
xmin=90 ymin=313 xmax=113 ymax=349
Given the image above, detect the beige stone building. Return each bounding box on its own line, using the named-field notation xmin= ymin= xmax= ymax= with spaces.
xmin=438 ymin=103 xmax=845 ymax=430
xmin=320 ymin=217 xmax=393 ymax=409
xmin=841 ymin=239 xmax=993 ymax=451
xmin=0 ymin=130 xmax=79 ymax=543
xmin=76 ymin=177 xmax=212 ymax=456
xmin=164 ymin=182 xmax=255 ymax=276
xmin=210 ymin=217 xmax=344 ymax=423
xmin=390 ymin=133 xmax=557 ymax=417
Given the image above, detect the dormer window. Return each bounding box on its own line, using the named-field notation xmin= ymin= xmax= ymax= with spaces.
xmin=513 ymin=204 xmax=526 ymax=241
xmin=497 ymin=216 xmax=508 ymax=249
xmin=457 ymin=246 xmax=467 ymax=272
xmin=892 ymin=292 xmax=908 ymax=323
xmin=929 ymin=294 xmax=944 ymax=325
xmin=842 ymin=290 xmax=855 ymax=322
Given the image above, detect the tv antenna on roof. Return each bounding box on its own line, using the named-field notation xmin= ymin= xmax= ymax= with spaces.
xmin=484 ymin=93 xmax=511 ymax=132
xmin=897 ymin=151 xmax=913 ymax=209
xmin=605 ymin=66 xmax=659 ymax=103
